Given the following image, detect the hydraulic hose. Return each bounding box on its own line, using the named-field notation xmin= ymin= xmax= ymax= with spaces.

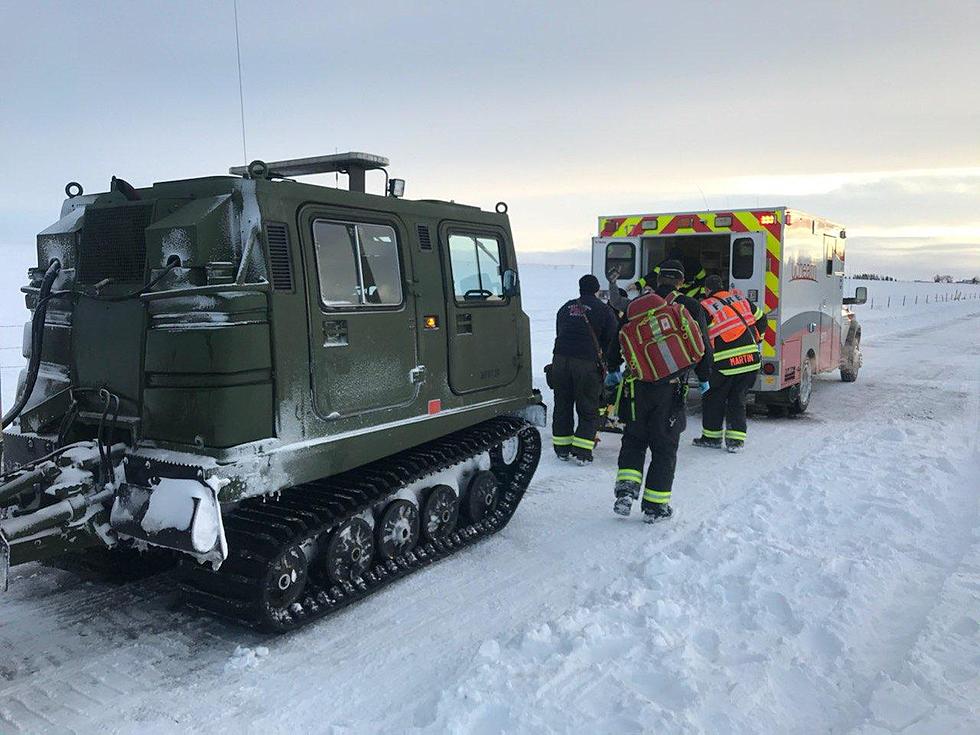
xmin=2 ymin=260 xmax=62 ymax=429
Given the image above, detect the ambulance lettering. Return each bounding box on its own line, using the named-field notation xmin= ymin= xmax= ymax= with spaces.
xmin=791 ymin=258 xmax=817 ymax=282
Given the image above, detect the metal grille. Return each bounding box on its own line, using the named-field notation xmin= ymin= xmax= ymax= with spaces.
xmin=265 ymin=222 xmax=294 ymax=291
xmin=78 ymin=204 xmax=153 ymax=284
xmin=417 ymin=224 xmax=432 ymax=250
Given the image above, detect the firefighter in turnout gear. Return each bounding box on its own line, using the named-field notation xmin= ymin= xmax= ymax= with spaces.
xmin=634 ymin=252 xmax=707 ymax=299
xmin=613 ymin=261 xmax=712 ymax=522
xmin=693 ymin=274 xmax=765 ymax=453
xmin=550 ymin=274 xmax=618 ymax=464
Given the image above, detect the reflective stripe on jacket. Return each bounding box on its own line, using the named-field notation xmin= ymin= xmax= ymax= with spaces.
xmin=636 ymin=266 xmax=706 ymax=299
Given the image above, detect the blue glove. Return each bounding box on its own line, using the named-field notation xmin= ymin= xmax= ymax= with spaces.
xmin=699 ymin=381 xmax=710 ymax=395
xmin=604 ymin=370 xmax=623 ymax=387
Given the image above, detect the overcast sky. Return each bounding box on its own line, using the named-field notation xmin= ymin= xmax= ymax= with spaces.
xmin=1 ymin=0 xmax=978 ymax=279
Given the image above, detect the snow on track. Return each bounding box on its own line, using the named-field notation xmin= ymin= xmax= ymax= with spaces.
xmin=0 ymin=261 xmax=977 ymax=734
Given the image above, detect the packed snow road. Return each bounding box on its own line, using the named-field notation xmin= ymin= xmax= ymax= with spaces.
xmin=0 ymin=265 xmax=977 ymax=734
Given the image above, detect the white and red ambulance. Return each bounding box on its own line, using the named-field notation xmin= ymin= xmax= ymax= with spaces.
xmin=593 ymin=207 xmax=866 ymax=413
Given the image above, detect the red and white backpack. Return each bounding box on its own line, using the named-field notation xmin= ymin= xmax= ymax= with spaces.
xmin=619 ymin=292 xmax=706 ymax=382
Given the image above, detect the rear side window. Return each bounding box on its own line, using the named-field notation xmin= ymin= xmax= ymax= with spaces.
xmin=312 ymin=219 xmax=403 ymax=307
xmin=731 ymin=237 xmax=754 ymax=279
xmin=448 ymin=233 xmax=505 ymax=302
xmin=605 ymin=241 xmax=635 ymax=279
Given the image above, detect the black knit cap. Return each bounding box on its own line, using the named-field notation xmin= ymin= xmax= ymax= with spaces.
xmin=578 ymin=274 xmax=601 ymax=294
xmin=658 ymin=259 xmax=685 ymax=279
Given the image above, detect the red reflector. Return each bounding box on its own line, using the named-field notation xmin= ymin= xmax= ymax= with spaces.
xmin=427 ymin=399 xmax=442 ymax=415
xmin=762 ymin=363 xmax=776 ymax=375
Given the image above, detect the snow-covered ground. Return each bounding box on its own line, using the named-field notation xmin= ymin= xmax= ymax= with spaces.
xmin=0 ymin=252 xmax=978 ymax=734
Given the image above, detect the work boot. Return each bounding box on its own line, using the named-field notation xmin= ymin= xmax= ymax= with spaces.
xmin=643 ymin=504 xmax=674 ymax=523
xmin=571 ymin=447 xmax=593 ymax=465
xmin=613 ymin=480 xmax=640 ymax=516
xmin=692 ymin=435 xmax=723 ymax=449
xmin=554 ymin=447 xmax=571 ymax=461
xmin=725 ymin=439 xmax=745 ymax=454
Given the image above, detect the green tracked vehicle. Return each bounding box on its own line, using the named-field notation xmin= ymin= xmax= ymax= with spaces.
xmin=0 ymin=153 xmax=544 ymax=631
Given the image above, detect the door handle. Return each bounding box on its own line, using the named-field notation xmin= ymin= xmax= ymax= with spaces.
xmin=808 ymin=322 xmax=816 ymax=333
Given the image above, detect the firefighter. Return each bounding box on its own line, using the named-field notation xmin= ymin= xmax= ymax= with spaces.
xmin=634 ymin=251 xmax=707 ymax=299
xmin=550 ymin=274 xmax=618 ymax=464
xmin=613 ymin=260 xmax=712 ymax=522
xmin=693 ymin=274 xmax=765 ymax=453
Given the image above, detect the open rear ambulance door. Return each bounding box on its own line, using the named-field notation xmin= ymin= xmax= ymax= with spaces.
xmin=728 ymin=232 xmax=771 ymax=392
xmin=728 ymin=232 xmax=767 ymax=308
xmin=592 ymin=236 xmax=640 ymax=296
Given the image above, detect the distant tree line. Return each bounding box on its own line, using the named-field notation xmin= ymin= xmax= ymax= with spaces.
xmin=853 ymin=273 xmax=896 ymax=281
xmin=933 ymin=274 xmax=979 ymax=284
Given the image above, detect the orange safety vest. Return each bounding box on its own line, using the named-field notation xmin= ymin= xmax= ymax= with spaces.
xmin=700 ymin=291 xmax=759 ymax=344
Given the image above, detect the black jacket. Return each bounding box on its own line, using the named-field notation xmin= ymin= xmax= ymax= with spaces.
xmin=553 ymin=292 xmax=619 ymax=370
xmin=702 ymin=290 xmax=765 ymax=375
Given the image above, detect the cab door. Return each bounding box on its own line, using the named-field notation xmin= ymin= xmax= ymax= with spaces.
xmin=301 ymin=207 xmax=420 ymax=418
xmin=592 ymin=236 xmax=640 ymax=293
xmin=819 ymin=234 xmax=841 ymax=371
xmin=441 ymin=224 xmax=520 ymax=394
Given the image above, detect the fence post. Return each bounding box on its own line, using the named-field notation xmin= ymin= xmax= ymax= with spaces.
xmin=903 ymin=295 xmax=906 ymax=306
xmin=887 ymin=296 xmax=891 ymax=308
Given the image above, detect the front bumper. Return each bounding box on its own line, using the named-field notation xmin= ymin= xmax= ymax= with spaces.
xmin=109 ymin=454 xmax=228 ymax=567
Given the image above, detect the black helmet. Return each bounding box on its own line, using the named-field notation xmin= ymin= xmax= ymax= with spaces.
xmin=658 ymin=259 xmax=685 ymax=280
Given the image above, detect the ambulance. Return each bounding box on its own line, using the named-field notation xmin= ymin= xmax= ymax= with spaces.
xmin=593 ymin=207 xmax=866 ymax=413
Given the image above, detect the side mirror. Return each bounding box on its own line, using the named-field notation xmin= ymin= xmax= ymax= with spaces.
xmin=843 ymin=285 xmax=867 ymax=305
xmin=502 ymin=268 xmax=520 ymax=297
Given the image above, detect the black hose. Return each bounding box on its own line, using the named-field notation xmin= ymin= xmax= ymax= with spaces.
xmin=2 ymin=260 xmax=62 ymax=429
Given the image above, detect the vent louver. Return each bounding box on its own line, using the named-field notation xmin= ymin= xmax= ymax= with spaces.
xmin=417 ymin=224 xmax=432 ymax=250
xmin=265 ymin=223 xmax=294 ymax=291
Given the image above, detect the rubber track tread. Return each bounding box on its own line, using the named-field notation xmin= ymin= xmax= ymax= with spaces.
xmin=179 ymin=416 xmax=541 ymax=632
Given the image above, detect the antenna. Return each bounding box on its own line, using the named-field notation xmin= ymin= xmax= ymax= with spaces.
xmin=233 ymin=0 xmax=248 ymax=164
xmin=696 ymin=185 xmax=710 ymax=211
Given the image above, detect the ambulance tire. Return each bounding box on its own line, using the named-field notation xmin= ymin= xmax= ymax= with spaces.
xmin=790 ymin=358 xmax=813 ymax=415
xmin=840 ymin=365 xmax=859 ymax=383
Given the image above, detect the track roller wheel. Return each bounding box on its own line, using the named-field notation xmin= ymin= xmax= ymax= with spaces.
xmin=260 ymin=542 xmax=310 ymax=619
xmin=377 ymin=499 xmax=420 ymax=560
xmin=421 ymin=484 xmax=459 ymax=541
xmin=465 ymin=471 xmax=499 ymax=523
xmin=491 ymin=436 xmax=521 ymax=468
xmin=321 ymin=517 xmax=374 ymax=585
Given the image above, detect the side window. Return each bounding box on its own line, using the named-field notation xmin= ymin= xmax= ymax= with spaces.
xmin=605 ymin=241 xmax=635 ymax=279
xmin=448 ymin=233 xmax=505 ymax=302
xmin=731 ymin=237 xmax=754 ymax=279
xmin=312 ymin=219 xmax=402 ymax=307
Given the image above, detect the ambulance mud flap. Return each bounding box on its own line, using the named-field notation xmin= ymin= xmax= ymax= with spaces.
xmin=110 ymin=479 xmax=228 ymax=566
xmin=0 ymin=531 xmax=10 ymax=592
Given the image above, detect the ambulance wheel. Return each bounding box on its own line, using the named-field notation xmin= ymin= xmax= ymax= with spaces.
xmin=791 ymin=359 xmax=813 ymax=414
xmin=840 ymin=365 xmax=859 ymax=383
